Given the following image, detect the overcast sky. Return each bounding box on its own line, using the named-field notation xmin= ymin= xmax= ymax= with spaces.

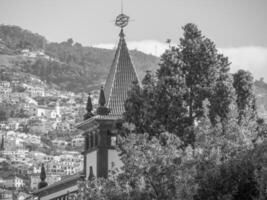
xmin=0 ymin=0 xmax=266 ymax=46
xmin=0 ymin=0 xmax=267 ymax=79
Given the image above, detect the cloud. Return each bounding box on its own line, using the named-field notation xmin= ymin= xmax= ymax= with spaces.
xmin=219 ymin=47 xmax=267 ymax=80
xmin=94 ymin=41 xmax=267 ymax=81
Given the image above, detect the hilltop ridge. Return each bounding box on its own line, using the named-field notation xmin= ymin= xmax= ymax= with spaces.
xmin=0 ymin=24 xmax=159 ymax=92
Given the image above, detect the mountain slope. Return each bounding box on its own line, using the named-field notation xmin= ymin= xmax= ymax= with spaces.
xmin=1 ymin=24 xmax=267 ymax=120
xmin=0 ymin=25 xmax=159 ymax=92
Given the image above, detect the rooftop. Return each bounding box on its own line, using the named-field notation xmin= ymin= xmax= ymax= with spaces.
xmin=103 ymin=29 xmax=140 ymax=118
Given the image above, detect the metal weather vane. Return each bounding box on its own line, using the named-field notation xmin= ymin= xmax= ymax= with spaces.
xmin=115 ymin=13 xmax=129 ymax=28
xmin=115 ymin=0 xmax=130 ymax=28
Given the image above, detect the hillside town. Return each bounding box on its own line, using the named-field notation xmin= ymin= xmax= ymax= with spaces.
xmin=0 ymin=1 xmax=267 ymax=200
xmin=0 ymin=75 xmax=100 ymax=199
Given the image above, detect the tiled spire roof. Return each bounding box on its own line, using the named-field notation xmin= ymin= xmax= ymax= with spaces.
xmin=103 ymin=29 xmax=140 ymax=118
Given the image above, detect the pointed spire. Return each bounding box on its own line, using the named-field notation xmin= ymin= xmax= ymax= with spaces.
xmin=86 ymin=93 xmax=93 ymax=113
xmin=88 ymin=166 xmax=95 ymax=180
xmin=38 ymin=163 xmax=48 ymax=189
xmin=119 ymin=28 xmax=125 ymax=38
xmin=96 ymin=86 xmax=110 ymax=115
xmin=84 ymin=93 xmax=94 ymax=120
xmin=99 ymin=86 xmax=106 ymax=106
xmin=40 ymin=163 xmax=46 ymax=181
xmin=103 ymin=28 xmax=140 ymax=118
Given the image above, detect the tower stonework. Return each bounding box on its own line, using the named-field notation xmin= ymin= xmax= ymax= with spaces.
xmin=77 ymin=27 xmax=140 ymax=179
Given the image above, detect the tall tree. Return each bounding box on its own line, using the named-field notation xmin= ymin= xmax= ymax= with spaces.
xmin=38 ymin=163 xmax=48 ymax=189
xmin=209 ymin=73 xmax=236 ymax=130
xmin=233 ymin=70 xmax=257 ymax=124
xmin=124 ymin=23 xmax=234 ymax=146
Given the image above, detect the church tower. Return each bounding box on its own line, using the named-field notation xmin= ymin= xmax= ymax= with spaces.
xmin=32 ymin=8 xmax=140 ymax=200
xmin=77 ymin=11 xmax=140 ymax=179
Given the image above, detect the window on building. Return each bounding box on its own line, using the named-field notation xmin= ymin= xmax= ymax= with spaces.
xmin=111 ymin=136 xmax=117 ymax=147
xmin=90 ymin=133 xmax=94 ymax=148
xmin=95 ymin=133 xmax=98 ymax=146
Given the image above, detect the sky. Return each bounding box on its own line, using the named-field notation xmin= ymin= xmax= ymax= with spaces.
xmin=0 ymin=0 xmax=267 ymax=79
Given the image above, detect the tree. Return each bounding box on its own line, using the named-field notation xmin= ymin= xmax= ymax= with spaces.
xmin=233 ymin=70 xmax=257 ymax=123
xmin=194 ymin=140 xmax=267 ymax=200
xmin=209 ymin=73 xmax=236 ymax=131
xmin=67 ymin=38 xmax=74 ymax=46
xmin=166 ymin=38 xmax=171 ymax=48
xmin=124 ymin=23 xmax=234 ymax=146
xmin=38 ymin=163 xmax=48 ymax=189
xmin=124 ymin=81 xmax=145 ymax=133
xmin=79 ymin=132 xmax=197 ymax=200
xmin=79 ymin=106 xmax=266 ymax=200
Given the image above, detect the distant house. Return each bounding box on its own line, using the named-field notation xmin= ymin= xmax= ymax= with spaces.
xmin=36 ymin=102 xmax=61 ymax=119
xmin=27 ymin=134 xmax=41 ymax=144
xmin=0 ymin=188 xmax=13 ymax=200
xmin=24 ymin=96 xmax=38 ymax=105
xmin=52 ymin=139 xmax=68 ymax=148
xmin=46 ymin=162 xmax=64 ymax=175
xmin=22 ymin=84 xmax=45 ymax=97
xmin=0 ymin=81 xmax=11 ymax=88
xmin=71 ymin=136 xmax=84 ymax=147
xmin=1 ymin=175 xmax=25 ymax=189
xmin=55 ymin=121 xmax=70 ymax=132
xmin=6 ymin=119 xmax=21 ymax=131
xmin=0 ymin=82 xmax=12 ymax=96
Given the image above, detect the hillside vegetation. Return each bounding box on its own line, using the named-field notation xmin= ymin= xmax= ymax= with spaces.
xmin=0 ymin=24 xmax=267 ymax=114
xmin=0 ymin=25 xmax=159 ymax=92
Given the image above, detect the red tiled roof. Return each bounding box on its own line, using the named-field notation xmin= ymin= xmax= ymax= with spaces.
xmin=103 ymin=29 xmax=140 ymax=118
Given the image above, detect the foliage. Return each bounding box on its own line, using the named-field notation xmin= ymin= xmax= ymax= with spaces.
xmin=0 ymin=25 xmax=46 ymax=50
xmin=80 ymin=132 xmax=197 ymax=200
xmin=124 ymin=23 xmax=235 ymax=146
xmin=194 ymin=140 xmax=267 ymax=200
xmin=79 ymin=116 xmax=266 ymax=199
xmin=233 ymin=70 xmax=257 ymax=123
xmin=12 ymin=84 xmax=26 ymax=92
xmin=0 ymin=102 xmax=31 ymax=120
xmin=79 ymin=91 xmax=266 ymax=199
xmin=0 ymin=24 xmax=159 ymax=92
xmin=75 ymin=22 xmax=266 ymax=200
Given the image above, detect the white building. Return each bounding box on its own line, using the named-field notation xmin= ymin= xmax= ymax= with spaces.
xmin=52 ymin=139 xmax=68 ymax=148
xmin=2 ymin=175 xmax=25 ymax=189
xmin=36 ymin=102 xmax=61 ymax=119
